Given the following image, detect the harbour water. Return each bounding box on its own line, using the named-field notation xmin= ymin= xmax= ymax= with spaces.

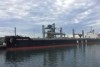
xmin=0 ymin=44 xmax=100 ymax=67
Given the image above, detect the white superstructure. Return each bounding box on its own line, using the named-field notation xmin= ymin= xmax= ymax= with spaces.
xmin=85 ymin=29 xmax=98 ymax=38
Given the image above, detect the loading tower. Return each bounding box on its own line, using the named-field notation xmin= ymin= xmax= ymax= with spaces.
xmin=42 ymin=23 xmax=65 ymax=38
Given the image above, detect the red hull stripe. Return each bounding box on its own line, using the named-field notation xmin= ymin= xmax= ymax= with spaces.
xmin=7 ymin=44 xmax=77 ymax=51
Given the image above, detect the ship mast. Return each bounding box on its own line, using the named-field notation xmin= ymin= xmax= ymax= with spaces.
xmin=14 ymin=27 xmax=16 ymax=36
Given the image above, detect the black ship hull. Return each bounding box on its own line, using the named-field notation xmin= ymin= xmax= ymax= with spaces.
xmin=4 ymin=36 xmax=100 ymax=51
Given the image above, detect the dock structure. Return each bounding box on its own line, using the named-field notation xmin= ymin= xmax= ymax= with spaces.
xmin=0 ymin=37 xmax=6 ymax=49
xmin=0 ymin=44 xmax=6 ymax=49
xmin=42 ymin=23 xmax=65 ymax=38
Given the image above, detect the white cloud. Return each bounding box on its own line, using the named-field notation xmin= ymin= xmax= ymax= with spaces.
xmin=0 ymin=0 xmax=32 ymax=19
xmin=52 ymin=0 xmax=75 ymax=15
xmin=74 ymin=9 xmax=92 ymax=23
xmin=88 ymin=20 xmax=100 ymax=29
xmin=0 ymin=0 xmax=100 ymax=37
xmin=0 ymin=10 xmax=9 ymax=18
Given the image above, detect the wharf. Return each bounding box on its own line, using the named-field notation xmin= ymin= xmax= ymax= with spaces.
xmin=0 ymin=44 xmax=6 ymax=49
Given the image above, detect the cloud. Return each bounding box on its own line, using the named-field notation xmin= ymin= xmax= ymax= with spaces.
xmin=52 ymin=0 xmax=75 ymax=14
xmin=0 ymin=0 xmax=100 ymax=37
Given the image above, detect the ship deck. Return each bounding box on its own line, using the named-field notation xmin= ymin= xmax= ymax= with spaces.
xmin=31 ymin=38 xmax=100 ymax=40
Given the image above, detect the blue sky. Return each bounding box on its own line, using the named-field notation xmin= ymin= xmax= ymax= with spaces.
xmin=0 ymin=0 xmax=100 ymax=37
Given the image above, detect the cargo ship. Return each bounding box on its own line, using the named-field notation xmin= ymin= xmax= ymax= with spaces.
xmin=1 ymin=23 xmax=100 ymax=50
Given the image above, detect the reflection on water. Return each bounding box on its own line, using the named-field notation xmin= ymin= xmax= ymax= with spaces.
xmin=1 ymin=44 xmax=100 ymax=67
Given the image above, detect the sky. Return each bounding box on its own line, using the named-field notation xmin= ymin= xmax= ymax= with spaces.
xmin=0 ymin=0 xmax=100 ymax=37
